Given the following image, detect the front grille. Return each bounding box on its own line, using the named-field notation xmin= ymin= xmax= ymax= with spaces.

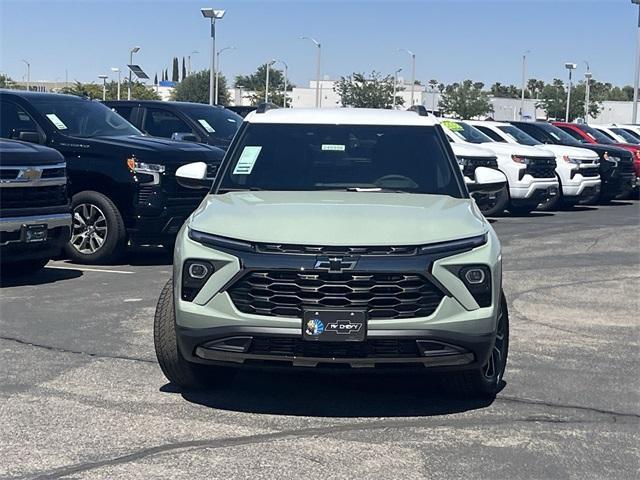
xmin=256 ymin=243 xmax=418 ymax=256
xmin=526 ymin=157 xmax=557 ymax=178
xmin=0 ymin=169 xmax=20 ymax=180
xmin=460 ymin=156 xmax=499 ymax=180
xmin=249 ymin=337 xmax=421 ymax=358
xmin=41 ymin=167 xmax=65 ymax=179
xmin=580 ymin=167 xmax=599 ymax=178
xmin=0 ymin=185 xmax=68 ymax=210
xmin=228 ymin=270 xmax=445 ymax=320
xmin=619 ymin=159 xmax=635 ymax=176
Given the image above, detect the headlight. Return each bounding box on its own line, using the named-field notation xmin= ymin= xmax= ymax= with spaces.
xmin=511 ymin=155 xmax=528 ymax=164
xmin=607 ymin=155 xmax=621 ymax=165
xmin=127 ymin=158 xmax=166 ymax=174
xmin=564 ymin=157 xmax=580 ymax=165
xmin=459 ymin=265 xmax=492 ymax=308
xmin=182 ymin=259 xmax=215 ymax=301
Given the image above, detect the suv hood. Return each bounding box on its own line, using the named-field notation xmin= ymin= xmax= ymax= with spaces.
xmin=189 ymin=191 xmax=487 ymax=246
xmin=532 ymin=144 xmax=598 ymax=161
xmin=478 ymin=141 xmax=555 ymax=158
xmin=450 ymin=143 xmax=496 ymax=158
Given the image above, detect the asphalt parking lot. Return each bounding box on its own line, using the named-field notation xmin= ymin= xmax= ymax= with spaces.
xmin=1 ymin=200 xmax=639 ymax=480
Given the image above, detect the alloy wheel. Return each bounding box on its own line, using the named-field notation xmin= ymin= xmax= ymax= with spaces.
xmin=483 ymin=304 xmax=507 ymax=383
xmin=71 ymin=203 xmax=108 ymax=254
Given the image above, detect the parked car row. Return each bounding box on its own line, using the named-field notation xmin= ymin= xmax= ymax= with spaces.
xmin=1 ymin=89 xmax=637 ymax=273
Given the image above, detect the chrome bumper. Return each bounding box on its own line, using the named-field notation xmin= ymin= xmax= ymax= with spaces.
xmin=0 ymin=213 xmax=72 ymax=234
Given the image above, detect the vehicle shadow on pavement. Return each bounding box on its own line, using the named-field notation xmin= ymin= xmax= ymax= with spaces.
xmin=0 ymin=266 xmax=82 ymax=288
xmin=168 ymin=370 xmax=498 ymax=417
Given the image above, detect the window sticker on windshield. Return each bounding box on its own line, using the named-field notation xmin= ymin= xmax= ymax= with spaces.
xmin=441 ymin=120 xmax=463 ymax=132
xmin=321 ymin=144 xmax=346 ymax=151
xmin=197 ymin=119 xmax=215 ymax=133
xmin=233 ymin=146 xmax=262 ymax=175
xmin=46 ymin=114 xmax=67 ymax=130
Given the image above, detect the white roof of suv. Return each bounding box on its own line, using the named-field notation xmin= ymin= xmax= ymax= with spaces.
xmin=244 ymin=108 xmax=439 ymax=126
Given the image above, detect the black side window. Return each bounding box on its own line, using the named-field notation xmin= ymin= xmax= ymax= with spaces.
xmin=558 ymin=126 xmax=587 ymax=143
xmin=518 ymin=124 xmax=547 ymax=143
xmin=0 ymin=101 xmax=40 ymax=139
xmin=476 ymin=126 xmax=505 ymax=142
xmin=112 ymin=106 xmax=133 ymax=121
xmin=143 ymin=108 xmax=192 ymax=138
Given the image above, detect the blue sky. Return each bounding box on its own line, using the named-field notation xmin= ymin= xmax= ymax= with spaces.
xmin=0 ymin=0 xmax=635 ymax=88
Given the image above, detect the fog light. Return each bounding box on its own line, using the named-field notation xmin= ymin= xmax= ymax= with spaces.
xmin=464 ymin=268 xmax=486 ymax=284
xmin=182 ymin=260 xmax=214 ymax=301
xmin=188 ymin=263 xmax=209 ymax=279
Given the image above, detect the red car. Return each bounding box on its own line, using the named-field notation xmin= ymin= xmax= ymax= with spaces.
xmin=552 ymin=122 xmax=640 ymax=195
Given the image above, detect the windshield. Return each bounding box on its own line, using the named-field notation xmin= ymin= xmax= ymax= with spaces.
xmin=610 ymin=127 xmax=640 ymax=145
xmin=30 ymin=97 xmax=141 ymax=138
xmin=181 ymin=104 xmax=241 ymax=142
xmin=441 ymin=120 xmax=494 ymax=144
xmin=537 ymin=123 xmax=581 ymax=145
xmin=218 ymin=123 xmax=463 ymax=197
xmin=497 ymin=125 xmax=540 ymax=146
xmin=576 ymin=124 xmax=614 ymax=144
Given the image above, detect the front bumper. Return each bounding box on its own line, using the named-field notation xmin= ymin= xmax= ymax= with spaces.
xmin=0 ymin=213 xmax=71 ymax=262
xmin=173 ymin=226 xmax=502 ymax=371
xmin=509 ymin=178 xmax=559 ymax=200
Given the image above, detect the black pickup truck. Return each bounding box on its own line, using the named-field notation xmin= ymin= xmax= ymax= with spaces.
xmin=104 ymin=100 xmax=242 ymax=150
xmin=0 ymin=90 xmax=224 ymax=264
xmin=0 ymin=139 xmax=71 ymax=274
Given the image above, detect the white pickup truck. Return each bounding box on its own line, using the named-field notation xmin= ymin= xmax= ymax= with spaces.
xmin=438 ymin=119 xmax=560 ymax=214
xmin=468 ymin=120 xmax=601 ymax=209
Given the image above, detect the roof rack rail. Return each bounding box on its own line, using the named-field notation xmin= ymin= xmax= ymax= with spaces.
xmin=407 ymin=105 xmax=429 ymax=116
xmin=255 ymin=102 xmax=280 ymax=113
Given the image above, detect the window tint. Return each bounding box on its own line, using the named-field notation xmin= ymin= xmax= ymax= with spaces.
xmin=613 ymin=127 xmax=640 ymax=143
xmin=181 ymin=105 xmax=241 ymax=142
xmin=143 ymin=108 xmax=193 ymax=138
xmin=497 ymin=125 xmax=540 ymax=146
xmin=111 ymin=106 xmax=134 ymax=121
xmin=440 ymin=120 xmax=493 ymax=144
xmin=475 ymin=125 xmax=506 ymax=142
xmin=513 ymin=123 xmax=550 ymax=143
xmin=219 ymin=124 xmax=463 ymax=197
xmin=0 ymin=101 xmax=40 ymax=139
xmin=575 ymin=125 xmax=614 ymax=144
xmin=557 ymin=126 xmax=590 ymax=143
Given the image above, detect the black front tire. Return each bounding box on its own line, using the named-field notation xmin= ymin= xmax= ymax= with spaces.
xmin=444 ymin=293 xmax=509 ymax=398
xmin=537 ymin=177 xmax=562 ymax=211
xmin=475 ymin=185 xmax=509 ymax=217
xmin=154 ymin=279 xmax=235 ymax=390
xmin=64 ymin=190 xmax=126 ymax=264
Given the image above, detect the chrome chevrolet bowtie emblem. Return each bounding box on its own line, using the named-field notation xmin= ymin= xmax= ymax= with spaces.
xmin=17 ymin=167 xmax=42 ymax=181
xmin=314 ymin=256 xmax=357 ymax=273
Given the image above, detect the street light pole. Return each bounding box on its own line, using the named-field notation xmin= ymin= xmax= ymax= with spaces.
xmin=632 ymin=0 xmax=640 ymax=123
xmin=264 ymin=60 xmax=276 ymax=103
xmin=300 ymin=36 xmax=321 ymax=108
xmin=520 ymin=51 xmax=530 ymax=120
xmin=584 ymin=61 xmax=592 ymax=122
xmin=393 ymin=68 xmax=402 ymax=108
xmin=565 ymin=62 xmax=577 ymax=122
xmin=216 ymin=46 xmax=235 ymax=105
xmin=98 ymin=75 xmax=108 ymax=101
xmin=275 ymin=60 xmax=289 ymax=107
xmin=111 ymin=67 xmax=121 ymax=100
xmin=201 ymin=8 xmax=226 ymax=106
xmin=188 ymin=50 xmax=198 ymax=76
xmin=127 ymin=46 xmax=140 ymax=100
xmin=399 ymin=49 xmax=416 ymax=106
xmin=21 ymin=60 xmax=30 ymax=91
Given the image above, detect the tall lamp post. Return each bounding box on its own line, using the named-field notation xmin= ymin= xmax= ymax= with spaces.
xmin=392 ymin=68 xmax=402 ymax=108
xmin=632 ymin=0 xmax=640 ymax=123
xmin=275 ymin=59 xmax=289 ymax=107
xmin=584 ymin=61 xmax=592 ymax=122
xmin=111 ymin=67 xmax=121 ymax=100
xmin=399 ymin=49 xmax=416 ymax=106
xmin=98 ymin=75 xmax=108 ymax=101
xmin=564 ymin=62 xmax=577 ymax=122
xmin=264 ymin=59 xmax=276 ymax=103
xmin=188 ymin=50 xmax=199 ymax=76
xmin=21 ymin=59 xmax=30 ymax=91
xmin=520 ymin=50 xmax=530 ymax=120
xmin=216 ymin=46 xmax=235 ymax=104
xmin=300 ymin=36 xmax=321 ymax=107
xmin=127 ymin=46 xmax=140 ymax=100
xmin=201 ymin=8 xmax=226 ymax=105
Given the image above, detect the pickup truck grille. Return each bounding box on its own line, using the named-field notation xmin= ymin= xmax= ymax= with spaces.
xmin=0 ymin=185 xmax=68 ymax=211
xmin=256 ymin=243 xmax=418 ymax=256
xmin=618 ymin=159 xmax=635 ymax=176
xmin=459 ymin=156 xmax=499 ymax=180
xmin=580 ymin=167 xmax=599 ymax=178
xmin=249 ymin=337 xmax=421 ymax=358
xmin=525 ymin=157 xmax=557 ymax=178
xmin=228 ymin=270 xmax=445 ymax=320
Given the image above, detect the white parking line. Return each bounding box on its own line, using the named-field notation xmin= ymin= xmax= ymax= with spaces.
xmin=46 ymin=265 xmax=135 ymax=275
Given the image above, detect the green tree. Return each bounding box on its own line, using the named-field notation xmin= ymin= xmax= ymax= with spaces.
xmin=490 ymin=82 xmax=521 ymax=98
xmin=60 ymin=81 xmax=102 ymax=99
xmin=0 ymin=73 xmax=21 ymax=89
xmin=60 ymin=80 xmax=159 ymax=101
xmin=172 ymin=57 xmax=179 ymax=82
xmin=527 ymin=78 xmax=546 ymax=99
xmin=172 ymin=69 xmax=231 ymax=105
xmin=537 ymin=79 xmax=600 ymax=121
xmin=439 ymin=80 xmax=493 ymax=119
xmin=333 ymin=71 xmax=403 ymax=109
xmin=235 ymin=64 xmax=293 ymax=106
xmin=182 ymin=57 xmax=187 ymax=82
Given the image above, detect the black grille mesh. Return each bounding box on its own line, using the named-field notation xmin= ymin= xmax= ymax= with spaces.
xmin=256 ymin=244 xmax=418 ymax=256
xmin=249 ymin=337 xmax=421 ymax=358
xmin=526 ymin=157 xmax=557 ymax=178
xmin=228 ymin=270 xmax=444 ymax=319
xmin=0 ymin=185 xmax=67 ymax=210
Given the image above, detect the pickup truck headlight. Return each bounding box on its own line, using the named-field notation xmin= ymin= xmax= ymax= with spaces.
xmin=127 ymin=158 xmax=166 ymax=174
xmin=181 ymin=259 xmax=215 ymax=301
xmin=562 ymin=155 xmax=582 ymax=165
xmin=511 ymin=155 xmax=529 ymax=164
xmin=459 ymin=265 xmax=492 ymax=308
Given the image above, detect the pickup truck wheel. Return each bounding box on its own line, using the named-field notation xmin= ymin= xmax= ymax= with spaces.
xmin=1 ymin=258 xmax=49 ymax=277
xmin=444 ymin=293 xmax=509 ymax=398
xmin=154 ymin=279 xmax=235 ymax=390
xmin=476 ymin=185 xmax=509 ymax=217
xmin=64 ymin=191 xmax=126 ymax=264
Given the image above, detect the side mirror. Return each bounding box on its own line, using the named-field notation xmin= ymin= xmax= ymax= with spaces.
xmin=175 ymin=162 xmax=212 ymax=189
xmin=171 ymin=132 xmax=199 ymax=143
xmin=467 ymin=167 xmax=507 ymax=193
xmin=17 ymin=131 xmax=43 ymax=144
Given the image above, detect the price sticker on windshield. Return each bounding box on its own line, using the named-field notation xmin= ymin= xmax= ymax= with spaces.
xmin=321 ymin=144 xmax=346 ymax=151
xmin=197 ymin=119 xmax=216 ymax=133
xmin=233 ymin=146 xmax=262 ymax=175
xmin=441 ymin=120 xmax=463 ymax=132
xmin=46 ymin=114 xmax=67 ymax=130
